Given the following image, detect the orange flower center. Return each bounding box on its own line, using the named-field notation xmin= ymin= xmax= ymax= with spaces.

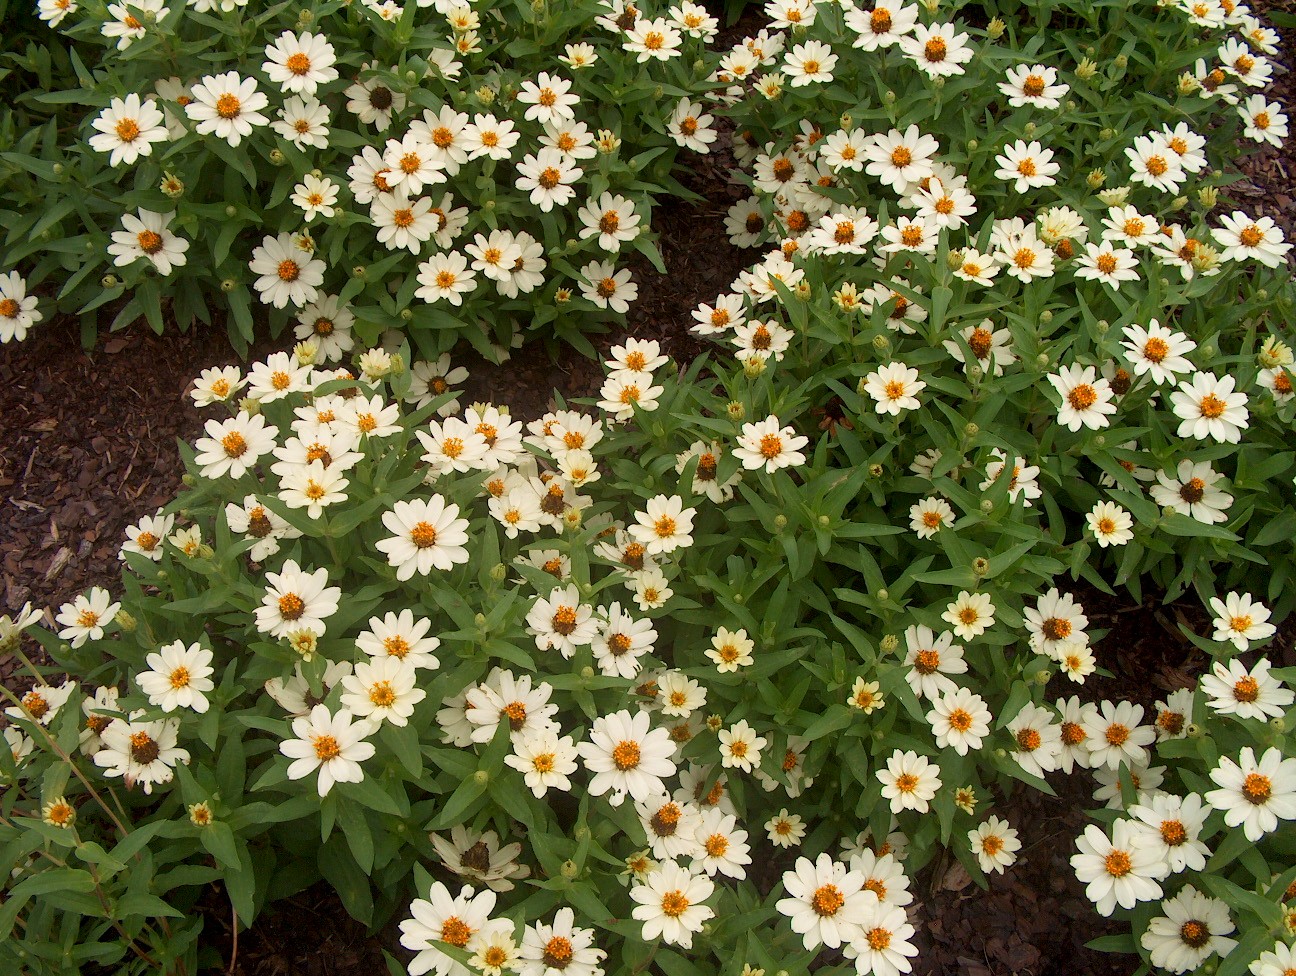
xmin=278 ymin=593 xmax=306 ymax=620
xmin=811 ymin=884 xmax=845 ymax=917
xmin=1104 ymin=850 xmax=1132 ymax=877
xmin=215 ymin=94 xmax=242 ymax=120
xmin=612 ymin=740 xmax=640 ymax=770
xmin=1242 ymin=772 xmax=1272 ymax=804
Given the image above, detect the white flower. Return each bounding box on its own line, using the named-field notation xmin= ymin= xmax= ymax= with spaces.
xmin=516 ymin=72 xmax=579 ymax=126
xmin=902 ymin=624 xmax=968 ymax=699
xmin=137 ymin=641 xmax=214 ymax=714
xmin=968 ymin=815 xmax=1021 ymax=874
xmin=776 ymin=853 xmax=871 ymax=950
xmin=1169 ymin=372 xmax=1249 ymax=443
xmin=927 ymin=687 xmax=991 ymax=756
xmin=998 ymin=64 xmax=1069 ymax=108
xmin=1149 ymin=459 xmax=1233 ymax=524
xmin=1120 ymin=320 xmax=1196 ymax=385
xmin=659 ymin=671 xmax=706 ymax=719
xmin=1075 ymin=242 xmax=1140 ymax=290
xmin=577 ymin=193 xmax=641 ymax=252
xmin=186 ymin=71 xmax=269 ymax=147
xmin=1082 ymin=700 xmax=1154 ymax=770
xmin=278 ymin=460 xmax=348 ymax=519
xmin=1202 ymin=655 xmax=1291 ymax=722
xmin=0 ymin=271 xmax=42 ymax=343
xmin=526 ymin=585 xmax=598 ymax=658
xmin=864 ymin=362 xmax=925 ymax=415
xmin=718 ymin=719 xmax=766 ymax=772
xmin=89 ymin=95 xmax=169 ymax=167
xmin=1087 ymin=501 xmax=1133 ymax=547
xmin=1126 ymin=134 xmax=1185 ymax=193
xmin=734 ymin=416 xmax=808 ymax=472
xmin=1023 ymin=588 xmax=1088 ymax=658
xmin=55 ymin=588 xmax=120 ymax=648
xmin=120 ymin=511 xmax=174 ymax=563
xmin=706 ymin=627 xmax=754 ymax=673
xmin=515 ymin=147 xmax=582 ymax=212
xmin=280 ymin=704 xmax=377 ymax=797
xmin=577 ymin=709 xmax=677 ymax=806
xmin=691 ymin=807 xmax=750 ymax=878
xmin=340 ymin=657 xmax=426 ymax=727
xmin=843 ymin=898 xmax=919 ymax=975
xmin=1239 ymin=94 xmax=1289 ymax=147
xmin=980 ymin=450 xmax=1042 ymax=507
xmin=291 ymin=174 xmax=338 ymax=222
xmin=1048 ymin=364 xmax=1116 ymax=432
xmin=993 ymin=139 xmax=1060 ymax=193
xmin=254 ymin=560 xmax=341 ymax=638
xmin=505 ymin=728 xmax=579 ymax=798
xmin=844 ymin=0 xmax=919 ymax=50
xmin=1007 ymin=702 xmax=1064 ymax=778
xmin=630 ymin=495 xmax=695 ymax=555
xmin=273 ymin=95 xmax=330 ymax=149
xmin=107 ymin=207 xmax=190 ymax=276
xmin=580 ymin=260 xmax=637 ymax=313
xmin=1070 ymin=820 xmax=1163 ymax=916
xmin=249 ymin=232 xmax=324 ymax=309
xmin=93 ymin=711 xmax=189 ymax=794
xmin=357 ymin=609 xmax=441 ymax=670
xmin=1208 ymin=592 xmax=1277 ymax=652
xmin=6 ymin=679 xmax=75 ymax=727
xmin=783 ymin=40 xmax=837 ymax=86
xmin=1249 ymin=942 xmax=1296 ymax=976
xmin=102 ymin=0 xmax=167 ymax=49
xmin=263 ymin=31 xmax=338 ymax=96
xmin=1127 ymin=792 xmax=1211 ymax=876
xmin=941 ymin=592 xmax=995 ymax=641
xmin=877 ymin=749 xmax=941 ymax=814
xmin=1206 ymin=747 xmax=1296 ymax=842
xmin=399 ymin=882 xmax=497 ymax=976
xmin=629 ymin=862 xmax=714 ymax=949
xmin=1213 ymin=211 xmax=1292 ymax=268
xmin=376 ymin=497 xmax=471 ymax=581
xmin=1140 ymin=886 xmax=1236 ymax=974
xmin=465 ymin=670 xmax=558 ymax=744
xmin=668 ymin=98 xmax=717 ymax=153
xmin=766 ymin=808 xmax=806 ymax=847
xmin=899 ymin=22 xmax=974 ymax=77
xmin=624 ymin=16 xmax=683 ymax=61
xmin=517 ymin=908 xmax=605 ymax=976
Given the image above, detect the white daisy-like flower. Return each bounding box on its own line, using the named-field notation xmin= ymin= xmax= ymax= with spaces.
xmin=1086 ymin=501 xmax=1134 ymax=547
xmin=1149 ymin=459 xmax=1233 ymax=524
xmin=526 ymin=585 xmax=598 ymax=658
xmin=399 ymin=882 xmax=497 ymax=976
xmin=629 ymin=495 xmax=696 ymax=555
xmin=877 ymin=749 xmax=941 ymax=814
xmin=782 ymin=39 xmax=837 ymax=86
xmin=706 ymin=627 xmax=754 ymax=673
xmin=1082 ymin=700 xmax=1155 ymax=770
xmin=263 ymin=31 xmax=338 ymax=96
xmin=1120 ymin=320 xmax=1196 ymax=385
xmin=734 ymin=416 xmax=808 ymax=473
xmin=998 ymin=64 xmax=1069 ymax=108
xmin=517 ymin=907 xmax=605 ymax=976
xmin=968 ymin=815 xmax=1021 ymax=874
xmin=55 ymin=588 xmax=120 ymax=649
xmin=1141 ymin=885 xmax=1236 ymax=975
xmin=1048 ymin=364 xmax=1116 ymax=432
xmin=580 ymin=260 xmax=638 ymax=313
xmin=186 ymin=71 xmax=269 ymax=147
xmin=89 ymin=94 xmax=169 ymax=167
xmin=1126 ymin=134 xmax=1185 ymax=193
xmin=577 ymin=193 xmax=641 ymax=252
xmin=775 ymin=853 xmax=871 ymax=950
xmin=515 ymin=147 xmax=582 ymax=212
xmin=1070 ymin=820 xmax=1163 ymax=917
xmin=899 ymin=21 xmax=974 ymax=77
xmin=1007 ymin=702 xmax=1064 ymax=778
xmin=1169 ymin=372 xmax=1249 ymax=443
xmin=668 ymin=98 xmax=717 ymax=153
xmin=1128 ymin=792 xmax=1211 ymax=876
xmin=272 ymin=95 xmax=330 ymax=149
xmin=102 ymin=206 xmax=187 ymax=276
xmin=376 ymin=496 xmax=471 ymax=581
xmin=1208 ymin=591 xmax=1277 ymax=651
xmin=357 ymin=609 xmax=441 ymax=670
xmin=1023 ymin=588 xmax=1088 ymax=658
xmin=278 ymin=459 xmax=349 ymax=519
xmin=844 ymin=1 xmax=918 ymax=50
xmin=941 ymin=591 xmax=995 ymax=641
xmin=291 ymin=174 xmax=338 ymax=222
xmin=5 ymin=679 xmax=76 ymax=728
xmin=248 ymin=232 xmax=324 ymax=309
xmin=1238 ymin=94 xmax=1289 ymax=147
xmin=1074 ymin=242 xmax=1140 ymax=290
xmin=516 ymin=72 xmax=580 ymax=126
xmin=505 ymin=727 xmax=579 ymax=798
xmin=280 ymin=704 xmax=377 ymax=797
xmin=137 ymin=641 xmax=214 ymax=714
xmin=1212 ymin=211 xmax=1292 ymax=268
xmin=1205 ymin=746 xmax=1296 ymax=842
xmin=1201 ymin=655 xmax=1290 ymax=721
xmin=927 ymin=686 xmax=991 ymax=756
xmin=119 ymin=511 xmax=175 ymax=563
xmin=993 ymin=139 xmax=1060 ymax=193
xmin=843 ymin=898 xmax=919 ymax=976
xmin=863 ymin=362 xmax=926 ymax=415
xmin=92 ymin=711 xmax=189 ymax=794
xmin=718 ymin=719 xmax=766 ymax=772
xmin=254 ymin=560 xmax=341 ymax=638
xmin=629 ymin=862 xmax=714 ymax=949
xmin=578 ymin=709 xmax=677 ymax=806
xmin=339 ymin=657 xmax=425 ymax=727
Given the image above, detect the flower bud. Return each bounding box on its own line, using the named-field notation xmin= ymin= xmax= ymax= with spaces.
xmin=115 ymin=610 xmax=137 ymax=632
xmin=101 ymin=274 xmax=119 ymax=288
xmin=554 ymin=287 xmax=572 ymax=304
xmin=1086 ymin=169 xmax=1106 ymax=189
xmin=580 ymin=665 xmax=595 ymax=680
xmin=871 ymin=333 xmax=891 ymax=354
xmin=490 ymin=563 xmax=507 ymax=582
xmin=220 ymin=278 xmax=238 ymax=293
xmin=181 ymin=474 xmax=195 ymax=487
xmin=1178 ymin=72 xmax=1200 ymax=95
xmin=839 ymin=114 xmax=853 ymax=132
xmin=1097 ymin=186 xmax=1131 ymax=206
xmin=1040 ymin=310 xmax=1053 ymax=324
xmin=1076 ymin=58 xmax=1098 ymax=80
xmin=932 ymin=77 xmax=945 ymax=90
xmin=980 ymin=499 xmax=994 ymax=513
xmin=405 ymin=70 xmax=420 ymax=86
xmin=1112 ymin=54 xmax=1128 ymax=71
xmin=296 ymin=9 xmax=314 ymax=26
xmin=269 ymin=148 xmax=286 ymax=166
xmin=884 ymin=91 xmax=896 ymax=104
xmin=474 ymin=612 xmax=487 ymax=629
xmin=868 ymin=463 xmax=884 ymax=478
xmin=352 ymin=265 xmax=367 ymax=279
xmin=773 ymin=514 xmax=788 ymax=531
xmin=1271 ymin=716 xmax=1286 ymax=733
xmin=52 ymin=162 xmax=64 ymax=176
xmin=743 ymin=356 xmax=767 ymax=378
xmin=972 ymin=557 xmax=990 ymax=577
xmin=1066 ymin=99 xmax=1077 ymax=111
xmin=1185 ymin=722 xmax=1203 ymax=739
xmin=987 ymin=17 xmax=1005 ymax=39
xmin=876 ymin=588 xmax=889 ymax=602
xmin=817 ymin=515 xmax=830 ymax=529
xmin=473 ymin=770 xmax=490 ymax=786
xmin=1197 ymin=186 xmax=1218 ymax=209
xmin=1035 ymin=669 xmax=1052 ymax=685
xmin=967 ymin=138 xmax=979 ymax=151
xmin=967 ymin=364 xmax=983 ymax=381
xmin=1095 ymin=319 xmax=1109 ymax=334
xmin=726 ymin=400 xmax=745 ymax=421
xmin=1036 ymin=352 xmax=1050 ymax=367
xmin=880 ymin=634 xmax=899 ymax=653
xmin=1023 ymin=122 xmax=1036 ymax=137
xmin=1098 ymin=128 xmax=1116 ymax=142
xmin=160 ymin=173 xmax=185 ymax=198
xmin=188 ymin=801 xmax=214 ymax=827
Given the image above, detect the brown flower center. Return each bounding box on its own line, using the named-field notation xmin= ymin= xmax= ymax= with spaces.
xmin=129 ymin=730 xmax=160 ymax=764
xmin=277 ymin=593 xmax=306 ymax=620
xmin=215 ymin=94 xmax=241 ymax=120
xmin=1242 ymin=772 xmax=1272 ymax=804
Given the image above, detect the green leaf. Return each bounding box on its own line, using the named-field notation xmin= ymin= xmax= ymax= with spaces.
xmin=201 ymin=822 xmax=242 ymax=871
xmin=338 ymin=798 xmax=376 ymax=874
xmin=319 ymin=836 xmax=374 ymax=925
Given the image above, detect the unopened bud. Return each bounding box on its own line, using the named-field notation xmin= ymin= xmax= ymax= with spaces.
xmin=868 ymin=463 xmax=884 ymax=478
xmin=220 ymin=278 xmax=237 ymax=292
xmin=1076 ymin=58 xmax=1098 ymax=80
xmin=987 ymin=16 xmax=1005 ymax=38
xmin=101 ymin=274 xmax=118 ymax=288
xmin=839 ymin=114 xmax=852 ymax=131
xmin=352 ymin=265 xmax=367 ymax=279
xmin=115 ymin=610 xmax=137 ymax=632
xmin=884 ymin=90 xmax=896 ymax=104
xmin=967 ymin=138 xmax=979 ymax=151
xmin=296 ymin=9 xmax=314 ymax=25
xmin=876 ymin=588 xmax=889 ymax=602
xmin=980 ymin=499 xmax=994 ymax=513
xmin=972 ymin=557 xmax=990 ymax=577
xmin=726 ymin=400 xmax=745 ymax=421
xmin=1178 ymin=72 xmax=1201 ymax=95
xmin=1271 ymin=716 xmax=1287 ymax=733
xmin=1096 ymin=319 xmax=1109 ymax=333
xmin=1023 ymin=122 xmax=1036 ymax=137
xmin=1036 ymin=352 xmax=1049 ymax=367
xmin=1197 ymin=186 xmax=1218 ymax=209
xmin=239 ymin=397 xmax=260 ymax=415
xmin=160 ymin=173 xmax=185 ymax=198
xmin=773 ymin=514 xmax=788 ymax=530
xmin=1098 ymin=127 xmax=1116 ymax=141
xmin=1112 ymin=54 xmax=1128 ymax=70
xmin=872 ymin=334 xmax=891 ymax=354
xmin=1040 ymin=310 xmax=1053 ymax=324
xmin=269 ymin=148 xmax=286 ymax=166
xmin=473 ymin=770 xmax=490 ymax=785
xmin=743 ymin=356 xmax=767 ymax=378
xmin=1035 ymin=669 xmax=1052 ymax=685
xmin=580 ymin=665 xmax=595 ymax=680
xmin=1086 ymin=169 xmax=1106 ymax=189
xmin=880 ymin=634 xmax=899 ymax=653
xmin=817 ymin=515 xmax=830 ymax=529
xmin=1185 ymin=722 xmax=1203 ymax=738
xmin=52 ymin=162 xmax=64 ymax=175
